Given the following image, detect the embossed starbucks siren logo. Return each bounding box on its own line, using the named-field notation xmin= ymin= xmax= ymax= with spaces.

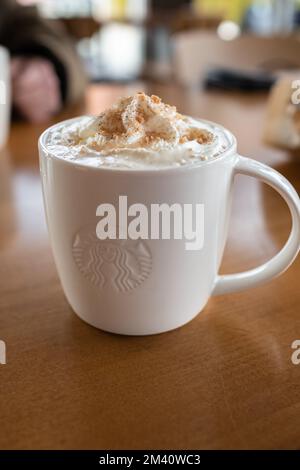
xmin=72 ymin=227 xmax=152 ymax=293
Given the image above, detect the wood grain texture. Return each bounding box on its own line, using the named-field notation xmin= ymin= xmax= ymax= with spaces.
xmin=0 ymin=83 xmax=299 ymax=450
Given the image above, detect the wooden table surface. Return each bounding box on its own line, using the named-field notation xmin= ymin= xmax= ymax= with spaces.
xmin=0 ymin=83 xmax=300 ymax=450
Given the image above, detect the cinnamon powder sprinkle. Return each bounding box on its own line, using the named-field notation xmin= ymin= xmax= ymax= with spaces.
xmin=151 ymin=95 xmax=161 ymax=104
xmin=78 ymin=92 xmax=214 ymax=151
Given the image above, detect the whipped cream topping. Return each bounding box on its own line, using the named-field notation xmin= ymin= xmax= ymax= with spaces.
xmin=46 ymin=93 xmax=230 ymax=169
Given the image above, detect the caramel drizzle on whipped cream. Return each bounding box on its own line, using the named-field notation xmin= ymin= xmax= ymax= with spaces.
xmin=68 ymin=92 xmax=214 ymax=155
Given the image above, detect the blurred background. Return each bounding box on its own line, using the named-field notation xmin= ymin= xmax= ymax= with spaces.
xmin=13 ymin=0 xmax=300 ymax=83
xmin=1 ymin=0 xmax=300 ymax=146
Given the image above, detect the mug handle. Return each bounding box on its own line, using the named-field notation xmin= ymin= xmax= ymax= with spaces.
xmin=213 ymin=155 xmax=300 ymax=295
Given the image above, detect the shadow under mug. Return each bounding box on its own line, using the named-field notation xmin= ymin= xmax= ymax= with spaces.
xmin=39 ymin=119 xmax=300 ymax=335
xmin=0 ymin=46 xmax=10 ymax=150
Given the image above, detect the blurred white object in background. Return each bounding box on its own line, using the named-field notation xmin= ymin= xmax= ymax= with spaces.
xmin=0 ymin=46 xmax=10 ymax=150
xmin=126 ymin=0 xmax=148 ymax=22
xmin=217 ymin=21 xmax=241 ymax=41
xmin=98 ymin=23 xmax=145 ymax=80
xmin=245 ymin=0 xmax=295 ymax=35
xmin=271 ymin=0 xmax=295 ymax=34
xmin=91 ymin=0 xmax=117 ymax=21
xmin=91 ymin=0 xmax=148 ymax=21
xmin=39 ymin=0 xmax=92 ymax=18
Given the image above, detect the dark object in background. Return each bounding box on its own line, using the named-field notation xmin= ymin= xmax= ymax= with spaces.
xmin=151 ymin=0 xmax=192 ymax=11
xmin=204 ymin=68 xmax=276 ymax=92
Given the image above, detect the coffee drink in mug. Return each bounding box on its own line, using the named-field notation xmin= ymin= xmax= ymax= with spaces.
xmin=39 ymin=93 xmax=300 ymax=335
xmin=0 ymin=46 xmax=10 ymax=150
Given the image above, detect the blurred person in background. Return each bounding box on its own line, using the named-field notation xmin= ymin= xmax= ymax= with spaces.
xmin=0 ymin=0 xmax=86 ymax=123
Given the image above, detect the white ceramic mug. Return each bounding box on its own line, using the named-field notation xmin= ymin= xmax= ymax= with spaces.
xmin=39 ymin=118 xmax=300 ymax=335
xmin=0 ymin=46 xmax=10 ymax=150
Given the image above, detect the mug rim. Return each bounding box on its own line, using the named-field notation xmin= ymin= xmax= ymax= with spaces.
xmin=39 ymin=116 xmax=237 ymax=175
